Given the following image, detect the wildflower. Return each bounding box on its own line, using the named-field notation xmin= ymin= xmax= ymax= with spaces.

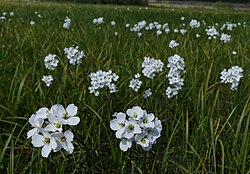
xmin=169 ymin=40 xmax=179 ymax=48
xmin=220 ymin=33 xmax=231 ymax=43
xmin=51 ymin=104 xmax=80 ymax=126
xmin=220 ymin=66 xmax=243 ymax=90
xmin=232 ymin=51 xmax=237 ymax=55
xmin=142 ymin=56 xmax=164 ymax=79
xmin=129 ymin=74 xmax=142 ymax=92
xmin=93 ymin=17 xmax=104 ymax=25
xmin=110 ymin=106 xmax=162 ymax=151
xmin=41 ymin=75 xmax=53 ymax=87
xmin=30 ymin=21 xmax=35 ymax=25
xmin=9 ymin=12 xmax=14 ymax=17
xmin=44 ymin=54 xmax=59 ymax=70
xmin=64 ymin=46 xmax=85 ymax=65
xmin=63 ymin=16 xmax=71 ymax=29
xmin=88 ymin=70 xmax=119 ymax=96
xmin=166 ymin=54 xmax=186 ymax=98
xmin=143 ymin=88 xmax=152 ymax=99
xmin=27 ymin=104 xmax=80 ymax=157
xmin=189 ymin=19 xmax=200 ymax=28
xmin=206 ymin=26 xmax=219 ymax=39
xmin=110 ymin=20 xmax=116 ymax=26
xmin=31 ymin=131 xmax=58 ymax=158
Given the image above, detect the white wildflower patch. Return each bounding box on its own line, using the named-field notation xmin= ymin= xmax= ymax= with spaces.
xmin=206 ymin=26 xmax=219 ymax=39
xmin=169 ymin=40 xmax=179 ymax=48
xmin=189 ymin=19 xmax=200 ymax=28
xmin=42 ymin=75 xmax=53 ymax=87
xmin=63 ymin=16 xmax=71 ymax=29
xmin=88 ymin=70 xmax=119 ymax=96
xmin=93 ymin=17 xmax=104 ymax=25
xmin=141 ymin=56 xmax=164 ymax=79
xmin=143 ymin=88 xmax=152 ymax=99
xmin=44 ymin=54 xmax=59 ymax=70
xmin=129 ymin=73 xmax=142 ymax=92
xmin=27 ymin=104 xmax=80 ymax=158
xmin=166 ymin=54 xmax=186 ymax=98
xmin=64 ymin=46 xmax=86 ymax=65
xmin=220 ymin=33 xmax=231 ymax=43
xmin=220 ymin=66 xmax=243 ymax=90
xmin=110 ymin=106 xmax=162 ymax=151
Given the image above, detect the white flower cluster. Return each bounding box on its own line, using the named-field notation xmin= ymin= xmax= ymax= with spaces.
xmin=220 ymin=33 xmax=231 ymax=43
xmin=42 ymin=75 xmax=53 ymax=87
xmin=93 ymin=17 xmax=104 ymax=25
xmin=205 ymin=26 xmax=219 ymax=39
xmin=110 ymin=106 xmax=162 ymax=151
xmin=88 ymin=70 xmax=119 ymax=96
xmin=220 ymin=22 xmax=237 ymax=31
xmin=141 ymin=56 xmax=164 ymax=79
xmin=129 ymin=73 xmax=142 ymax=92
xmin=143 ymin=88 xmax=152 ymax=99
xmin=169 ymin=40 xmax=179 ymax=48
xmin=220 ymin=66 xmax=243 ymax=91
xmin=64 ymin=46 xmax=86 ymax=65
xmin=166 ymin=54 xmax=185 ymax=98
xmin=63 ymin=16 xmax=71 ymax=29
xmin=27 ymin=104 xmax=80 ymax=158
xmin=44 ymin=54 xmax=59 ymax=70
xmin=189 ymin=19 xmax=200 ymax=28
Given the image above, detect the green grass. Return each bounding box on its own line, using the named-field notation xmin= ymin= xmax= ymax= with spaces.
xmin=0 ymin=1 xmax=250 ymax=173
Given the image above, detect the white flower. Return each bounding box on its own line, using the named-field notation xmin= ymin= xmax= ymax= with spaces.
xmin=110 ymin=106 xmax=162 ymax=152
xmin=44 ymin=54 xmax=59 ymax=70
xmin=63 ymin=16 xmax=71 ymax=29
xmin=119 ymin=138 xmax=132 ymax=152
xmin=53 ymin=130 xmax=74 ymax=154
xmin=196 ymin=34 xmax=200 ymax=38
xmin=180 ymin=29 xmax=187 ymax=35
xmin=122 ymin=120 xmax=141 ymax=139
xmin=93 ymin=17 xmax=104 ymax=25
xmin=110 ymin=20 xmax=116 ymax=26
xmin=189 ymin=19 xmax=200 ymax=28
xmin=232 ymin=51 xmax=237 ymax=55
xmin=126 ymin=106 xmax=144 ymax=120
xmin=110 ymin=112 xmax=126 ymax=138
xmin=31 ymin=131 xmax=59 ymax=158
xmin=51 ymin=104 xmax=80 ymax=125
xmin=30 ymin=21 xmax=35 ymax=25
xmin=114 ymin=32 xmax=118 ymax=36
xmin=169 ymin=40 xmax=179 ymax=48
xmin=220 ymin=66 xmax=243 ymax=90
xmin=42 ymin=75 xmax=53 ymax=87
xmin=205 ymin=26 xmax=219 ymax=39
xmin=27 ymin=114 xmax=44 ymax=139
xmin=125 ymin=23 xmax=130 ymax=28
xmin=156 ymin=30 xmax=162 ymax=36
xmin=44 ymin=115 xmax=63 ymax=132
xmin=220 ymin=33 xmax=231 ymax=43
xmin=64 ymin=46 xmax=85 ymax=65
xmin=9 ymin=12 xmax=14 ymax=17
xmin=142 ymin=56 xmax=164 ymax=79
xmin=88 ymin=70 xmax=119 ymax=96
xmin=166 ymin=54 xmax=185 ymax=98
xmin=143 ymin=88 xmax=152 ymax=99
xmin=181 ymin=17 xmax=185 ymax=20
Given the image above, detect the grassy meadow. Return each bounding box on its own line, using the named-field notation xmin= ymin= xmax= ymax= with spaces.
xmin=0 ymin=1 xmax=250 ymax=173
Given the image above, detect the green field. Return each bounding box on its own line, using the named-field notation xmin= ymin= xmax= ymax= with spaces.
xmin=0 ymin=1 xmax=250 ymax=173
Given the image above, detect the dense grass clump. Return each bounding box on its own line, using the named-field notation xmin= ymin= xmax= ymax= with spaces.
xmin=0 ymin=1 xmax=250 ymax=173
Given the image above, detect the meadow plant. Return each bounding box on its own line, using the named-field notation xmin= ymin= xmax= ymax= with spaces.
xmin=88 ymin=70 xmax=119 ymax=96
xmin=64 ymin=45 xmax=86 ymax=65
xmin=220 ymin=66 xmax=243 ymax=90
xmin=110 ymin=106 xmax=162 ymax=151
xmin=27 ymin=104 xmax=80 ymax=157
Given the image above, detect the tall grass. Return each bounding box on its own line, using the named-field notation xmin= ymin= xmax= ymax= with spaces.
xmin=0 ymin=1 xmax=250 ymax=173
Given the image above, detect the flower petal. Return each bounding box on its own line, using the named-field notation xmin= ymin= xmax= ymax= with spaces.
xmin=31 ymin=135 xmax=44 ymax=147
xmin=68 ymin=117 xmax=80 ymax=126
xmin=42 ymin=144 xmax=52 ymax=158
xmin=66 ymin=104 xmax=78 ymax=116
